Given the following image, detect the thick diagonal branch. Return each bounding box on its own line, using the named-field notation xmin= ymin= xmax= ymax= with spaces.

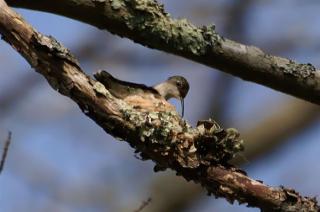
xmin=5 ymin=0 xmax=320 ymax=105
xmin=0 ymin=1 xmax=318 ymax=211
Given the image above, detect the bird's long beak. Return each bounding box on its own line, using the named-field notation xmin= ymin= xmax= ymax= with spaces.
xmin=181 ymin=98 xmax=185 ymax=117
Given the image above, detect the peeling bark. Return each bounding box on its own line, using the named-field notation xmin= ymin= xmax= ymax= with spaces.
xmin=0 ymin=1 xmax=319 ymax=211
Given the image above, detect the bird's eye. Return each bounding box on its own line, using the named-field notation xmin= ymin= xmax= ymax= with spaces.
xmin=176 ymin=81 xmax=182 ymax=87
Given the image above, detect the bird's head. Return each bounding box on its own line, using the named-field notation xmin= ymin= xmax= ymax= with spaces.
xmin=166 ymin=76 xmax=189 ymax=117
xmin=166 ymin=76 xmax=190 ymax=99
xmin=153 ymin=75 xmax=190 ymax=117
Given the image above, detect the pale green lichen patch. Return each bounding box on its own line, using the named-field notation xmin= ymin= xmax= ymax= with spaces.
xmin=283 ymin=60 xmax=316 ymax=80
xmin=120 ymin=106 xmax=182 ymax=146
xmin=120 ymin=102 xmax=244 ymax=169
xmin=93 ymin=81 xmax=111 ymax=97
xmin=169 ymin=18 xmax=207 ymax=55
xmin=110 ymin=0 xmax=124 ymax=10
xmin=121 ymin=0 xmax=221 ymax=56
xmin=201 ymin=24 xmax=224 ymax=49
xmin=128 ymin=0 xmax=166 ymax=15
xmin=117 ymin=92 xmax=243 ymax=170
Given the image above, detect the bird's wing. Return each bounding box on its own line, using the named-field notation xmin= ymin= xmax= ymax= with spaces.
xmin=94 ymin=70 xmax=160 ymax=99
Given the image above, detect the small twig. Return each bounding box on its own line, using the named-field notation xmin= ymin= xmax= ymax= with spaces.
xmin=0 ymin=131 xmax=12 ymax=174
xmin=133 ymin=197 xmax=152 ymax=212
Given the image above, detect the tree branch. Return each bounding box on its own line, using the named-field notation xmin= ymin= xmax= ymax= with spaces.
xmin=0 ymin=1 xmax=319 ymax=211
xmin=241 ymin=100 xmax=319 ymax=162
xmin=5 ymin=0 xmax=320 ymax=105
xmin=0 ymin=131 xmax=11 ymax=174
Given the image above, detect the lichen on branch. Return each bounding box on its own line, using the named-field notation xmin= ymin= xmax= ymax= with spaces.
xmin=6 ymin=0 xmax=320 ymax=105
xmin=0 ymin=1 xmax=319 ymax=211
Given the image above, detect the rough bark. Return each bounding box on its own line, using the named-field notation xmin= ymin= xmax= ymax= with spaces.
xmin=0 ymin=1 xmax=319 ymax=211
xmin=5 ymin=0 xmax=320 ymax=105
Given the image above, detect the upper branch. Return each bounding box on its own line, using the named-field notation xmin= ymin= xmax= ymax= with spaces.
xmin=0 ymin=1 xmax=319 ymax=211
xmin=6 ymin=0 xmax=320 ymax=105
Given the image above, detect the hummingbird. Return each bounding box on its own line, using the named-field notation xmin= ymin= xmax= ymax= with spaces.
xmin=94 ymin=70 xmax=189 ymax=116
